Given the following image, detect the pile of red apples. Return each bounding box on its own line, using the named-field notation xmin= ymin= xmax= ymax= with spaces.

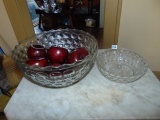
xmin=26 ymin=45 xmax=89 ymax=67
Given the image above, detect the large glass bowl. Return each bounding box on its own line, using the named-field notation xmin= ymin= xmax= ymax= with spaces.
xmin=96 ymin=48 xmax=148 ymax=83
xmin=12 ymin=29 xmax=98 ymax=88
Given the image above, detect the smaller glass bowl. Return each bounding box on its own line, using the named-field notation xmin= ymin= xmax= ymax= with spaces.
xmin=96 ymin=48 xmax=148 ymax=83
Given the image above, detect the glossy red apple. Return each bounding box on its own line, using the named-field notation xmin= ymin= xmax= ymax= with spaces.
xmin=26 ymin=58 xmax=48 ymax=67
xmin=67 ymin=48 xmax=89 ymax=64
xmin=51 ymin=63 xmax=61 ymax=67
xmin=27 ymin=45 xmax=46 ymax=59
xmin=47 ymin=46 xmax=68 ymax=64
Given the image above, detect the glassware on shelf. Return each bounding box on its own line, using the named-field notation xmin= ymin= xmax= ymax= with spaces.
xmin=50 ymin=0 xmax=56 ymax=12
xmin=43 ymin=0 xmax=49 ymax=12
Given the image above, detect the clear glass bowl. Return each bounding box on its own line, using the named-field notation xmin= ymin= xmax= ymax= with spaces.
xmin=12 ymin=29 xmax=98 ymax=88
xmin=96 ymin=48 xmax=148 ymax=83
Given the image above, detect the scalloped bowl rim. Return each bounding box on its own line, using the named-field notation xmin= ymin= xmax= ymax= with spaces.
xmin=13 ymin=29 xmax=98 ymax=71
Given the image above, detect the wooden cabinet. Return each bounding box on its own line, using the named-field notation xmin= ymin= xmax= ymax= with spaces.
xmin=35 ymin=0 xmax=100 ymax=31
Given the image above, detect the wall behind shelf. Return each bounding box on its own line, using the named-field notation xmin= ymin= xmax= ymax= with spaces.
xmin=118 ymin=0 xmax=160 ymax=71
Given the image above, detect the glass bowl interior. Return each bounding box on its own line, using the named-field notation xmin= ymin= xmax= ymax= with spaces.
xmin=12 ymin=29 xmax=98 ymax=87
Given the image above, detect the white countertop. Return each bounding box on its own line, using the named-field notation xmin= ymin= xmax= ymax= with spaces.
xmin=4 ymin=59 xmax=160 ymax=119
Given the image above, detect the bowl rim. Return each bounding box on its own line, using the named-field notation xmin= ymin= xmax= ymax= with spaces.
xmin=12 ymin=28 xmax=98 ymax=71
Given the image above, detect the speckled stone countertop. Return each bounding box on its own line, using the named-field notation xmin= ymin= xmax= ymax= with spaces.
xmin=4 ymin=56 xmax=160 ymax=119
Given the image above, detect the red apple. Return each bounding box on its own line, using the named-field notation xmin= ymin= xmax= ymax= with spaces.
xmin=51 ymin=63 xmax=61 ymax=67
xmin=47 ymin=46 xmax=68 ymax=64
xmin=67 ymin=48 xmax=89 ymax=64
xmin=26 ymin=58 xmax=48 ymax=67
xmin=27 ymin=45 xmax=46 ymax=59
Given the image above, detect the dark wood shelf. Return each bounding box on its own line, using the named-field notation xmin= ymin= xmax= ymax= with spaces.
xmin=35 ymin=1 xmax=100 ymax=31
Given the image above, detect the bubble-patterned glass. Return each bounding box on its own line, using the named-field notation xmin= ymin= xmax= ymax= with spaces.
xmin=96 ymin=48 xmax=148 ymax=83
xmin=12 ymin=29 xmax=98 ymax=88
